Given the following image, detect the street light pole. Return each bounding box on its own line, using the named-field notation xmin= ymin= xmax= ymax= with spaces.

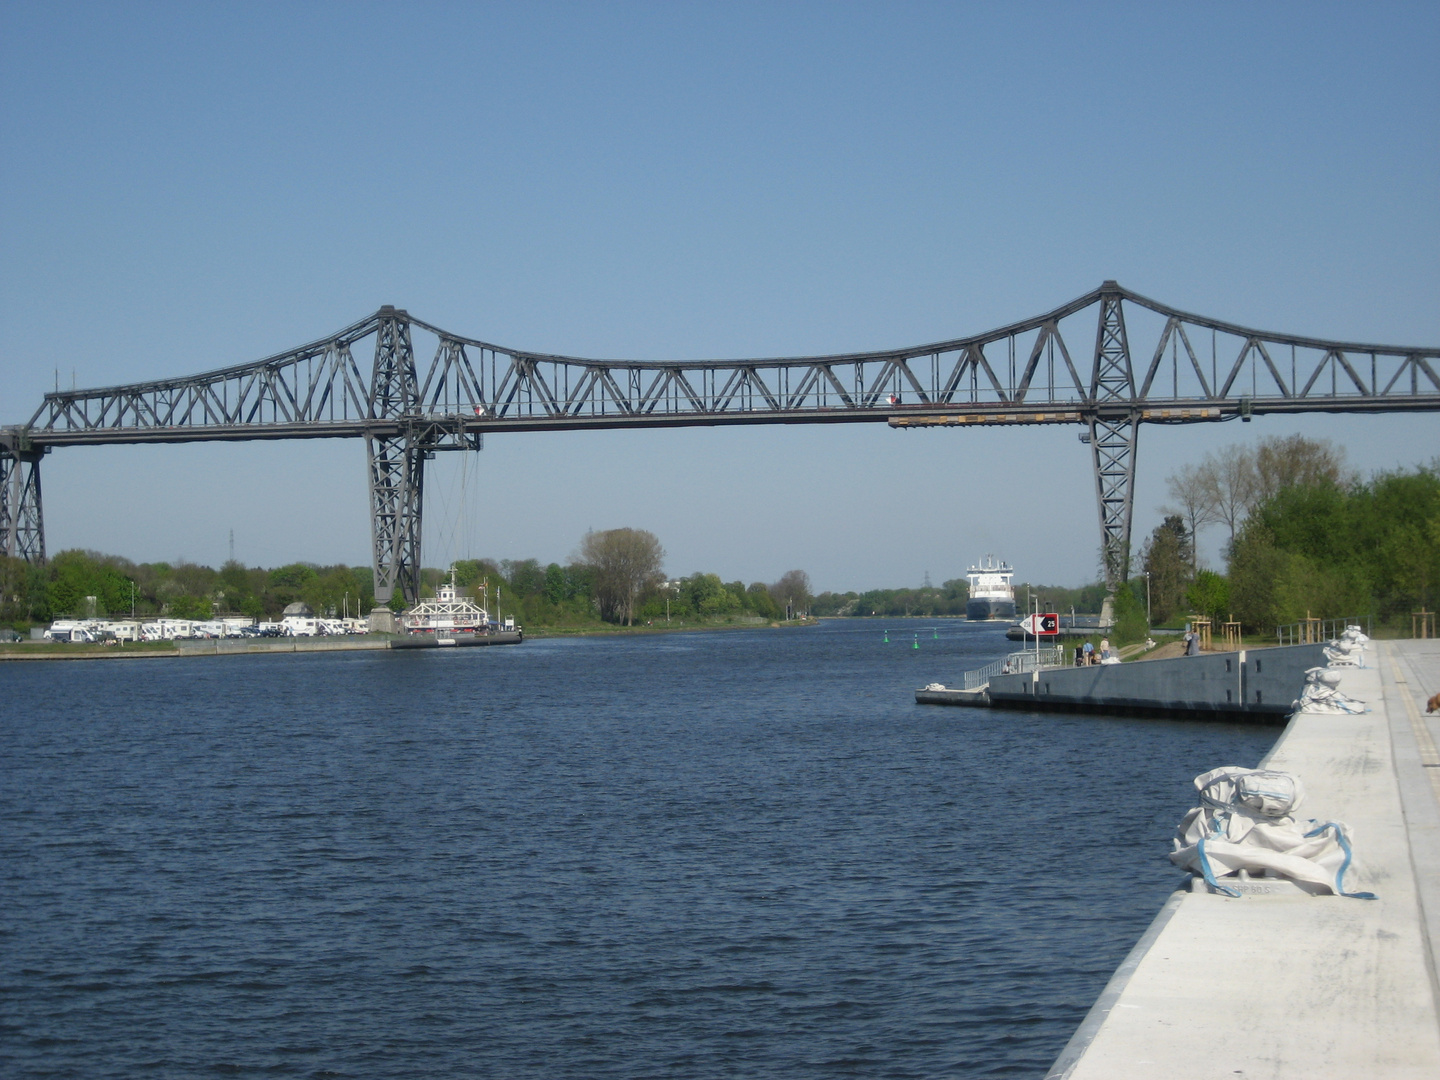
xmin=1145 ymin=572 xmax=1151 ymax=626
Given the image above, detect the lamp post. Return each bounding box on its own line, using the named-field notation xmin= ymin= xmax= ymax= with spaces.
xmin=1145 ymin=571 xmax=1151 ymax=626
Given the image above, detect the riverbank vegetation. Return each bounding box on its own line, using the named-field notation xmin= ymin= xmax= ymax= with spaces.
xmin=0 ymin=526 xmax=816 ymax=635
xmin=809 ymin=579 xmax=1108 ymax=619
xmin=6 ymin=438 xmax=1433 ymax=640
xmin=1137 ymin=437 xmax=1438 ymax=637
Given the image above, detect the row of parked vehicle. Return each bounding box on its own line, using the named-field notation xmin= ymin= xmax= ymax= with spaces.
xmin=40 ymin=615 xmax=372 ymax=642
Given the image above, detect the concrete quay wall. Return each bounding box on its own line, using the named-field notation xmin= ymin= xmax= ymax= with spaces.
xmin=987 ymin=643 xmax=1328 ymax=719
xmin=175 ymin=636 xmax=392 ymax=656
xmin=1048 ymin=640 xmax=1440 ymax=1079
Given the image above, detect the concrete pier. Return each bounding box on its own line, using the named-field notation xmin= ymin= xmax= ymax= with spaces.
xmin=995 ymin=643 xmax=1327 ymax=720
xmin=917 ymin=643 xmax=1329 ymax=720
xmin=175 ymin=635 xmax=392 ymax=656
xmin=1048 ymin=640 xmax=1440 ymax=1078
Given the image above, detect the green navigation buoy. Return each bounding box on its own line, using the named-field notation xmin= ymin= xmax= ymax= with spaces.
xmin=912 ymin=634 xmax=919 ymax=649
xmin=883 ymin=631 xmax=889 ymax=643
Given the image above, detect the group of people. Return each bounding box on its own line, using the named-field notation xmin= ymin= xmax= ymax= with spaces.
xmin=1074 ymin=638 xmax=1113 ymax=666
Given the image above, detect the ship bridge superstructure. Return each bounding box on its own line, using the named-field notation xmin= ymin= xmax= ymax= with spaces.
xmin=967 ymin=557 xmax=1016 ymax=601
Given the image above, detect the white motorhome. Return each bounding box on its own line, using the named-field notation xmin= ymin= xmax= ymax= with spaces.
xmin=44 ymin=620 xmax=96 ymax=643
xmin=281 ymin=615 xmax=318 ymax=637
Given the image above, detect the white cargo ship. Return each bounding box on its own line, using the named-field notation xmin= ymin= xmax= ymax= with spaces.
xmin=966 ymin=556 xmax=1016 ymax=622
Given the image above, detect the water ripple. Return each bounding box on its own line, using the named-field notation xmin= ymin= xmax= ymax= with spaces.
xmin=1 ymin=620 xmax=1276 ymax=1078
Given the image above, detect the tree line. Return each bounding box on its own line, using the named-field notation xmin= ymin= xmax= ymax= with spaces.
xmin=443 ymin=529 xmax=813 ymax=628
xmin=0 ymin=525 xmax=817 ymax=632
xmin=11 ymin=442 xmax=1428 ymax=638
xmin=1137 ymin=435 xmax=1438 ymax=635
xmin=810 ymin=578 xmax=1110 ymax=619
xmin=0 ymin=552 xmax=376 ymax=628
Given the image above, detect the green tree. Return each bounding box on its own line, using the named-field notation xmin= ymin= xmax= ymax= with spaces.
xmin=453 ymin=559 xmax=501 ymax=589
xmin=580 ymin=528 xmax=665 ymax=625
xmin=1186 ymin=570 xmax=1231 ymax=624
xmin=1253 ymin=434 xmax=1350 ymax=504
xmin=1228 ymin=522 xmax=1286 ymax=630
xmin=217 ymin=559 xmax=258 ymax=613
xmin=301 ymin=565 xmax=366 ymax=617
xmin=565 ymin=562 xmax=594 ymax=602
xmin=681 ymin=573 xmax=737 ymax=616
xmin=47 ymin=550 xmax=135 ymax=616
xmin=544 ymin=563 xmax=566 ymax=605
xmin=504 ymin=558 xmax=546 ymax=597
xmin=746 ymin=582 xmax=781 ymax=619
xmin=268 ymin=563 xmax=317 ymax=609
xmin=168 ymin=593 xmax=210 ymax=620
xmin=0 ymin=554 xmax=39 ymax=625
xmin=770 ymin=569 xmax=811 ymax=619
xmin=1140 ymin=516 xmax=1193 ymax=624
xmin=1110 ymin=581 xmax=1148 ymax=646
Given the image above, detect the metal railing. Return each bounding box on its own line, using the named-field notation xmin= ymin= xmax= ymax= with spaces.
xmin=1275 ymin=615 xmax=1372 ymax=646
xmin=963 ymin=645 xmax=1069 ymax=690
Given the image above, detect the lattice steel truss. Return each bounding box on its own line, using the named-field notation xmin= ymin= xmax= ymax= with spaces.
xmin=5 ymin=283 xmax=1437 ymax=599
xmin=1088 ymin=288 xmax=1139 ymax=586
xmin=365 ymin=312 xmax=431 ymax=605
xmin=0 ymin=441 xmax=45 ymax=564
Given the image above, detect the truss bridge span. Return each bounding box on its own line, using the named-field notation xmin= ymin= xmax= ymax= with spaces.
xmin=4 ymin=281 xmax=1437 ymax=604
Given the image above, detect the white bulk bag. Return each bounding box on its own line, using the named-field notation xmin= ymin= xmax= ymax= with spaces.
xmin=1169 ymin=766 xmax=1374 ymax=899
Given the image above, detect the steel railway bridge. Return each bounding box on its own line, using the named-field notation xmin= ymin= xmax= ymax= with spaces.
xmin=3 ymin=281 xmax=1437 ymax=604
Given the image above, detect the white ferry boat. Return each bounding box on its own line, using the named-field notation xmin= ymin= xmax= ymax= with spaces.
xmin=966 ymin=556 xmax=1017 ymax=622
xmin=393 ymin=568 xmax=523 ymax=649
xmin=402 ymin=568 xmax=492 ymax=633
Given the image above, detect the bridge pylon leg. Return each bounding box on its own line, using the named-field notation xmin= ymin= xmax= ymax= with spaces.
xmin=0 ymin=449 xmax=45 ymax=564
xmin=1087 ymin=413 xmax=1139 ymax=591
xmin=366 ymin=308 xmax=424 ymax=609
xmin=367 ymin=434 xmax=424 ymax=609
xmin=1088 ymin=283 xmax=1139 ymax=592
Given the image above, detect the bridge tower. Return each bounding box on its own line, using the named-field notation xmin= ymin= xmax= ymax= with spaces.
xmin=366 ymin=307 xmax=424 ymax=607
xmin=0 ymin=438 xmax=46 ymax=564
xmin=1086 ymin=282 xmax=1139 ymax=591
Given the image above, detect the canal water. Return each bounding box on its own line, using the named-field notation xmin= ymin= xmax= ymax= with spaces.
xmin=1 ymin=620 xmax=1278 ymax=1078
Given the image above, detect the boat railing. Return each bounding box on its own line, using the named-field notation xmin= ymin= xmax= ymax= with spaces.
xmin=1274 ymin=615 xmax=1372 ymax=646
xmin=963 ymin=645 xmax=1069 ymax=690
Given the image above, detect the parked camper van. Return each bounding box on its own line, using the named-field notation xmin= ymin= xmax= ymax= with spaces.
xmin=45 ymin=621 xmax=96 ymax=643
xmin=280 ymin=616 xmax=318 ymax=637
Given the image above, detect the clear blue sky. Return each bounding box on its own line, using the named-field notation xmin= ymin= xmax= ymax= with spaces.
xmin=2 ymin=1 xmax=1437 ymax=591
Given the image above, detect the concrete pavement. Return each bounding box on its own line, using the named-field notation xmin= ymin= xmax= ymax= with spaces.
xmin=1049 ymin=639 xmax=1440 ymax=1079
